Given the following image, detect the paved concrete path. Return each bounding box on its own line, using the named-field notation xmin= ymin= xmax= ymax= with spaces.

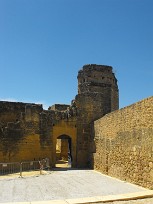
xmin=0 ymin=169 xmax=149 ymax=203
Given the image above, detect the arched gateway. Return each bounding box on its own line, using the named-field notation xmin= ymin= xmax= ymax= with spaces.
xmin=52 ymin=120 xmax=77 ymax=168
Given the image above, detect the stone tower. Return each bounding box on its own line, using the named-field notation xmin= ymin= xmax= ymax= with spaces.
xmin=75 ymin=64 xmax=119 ymax=167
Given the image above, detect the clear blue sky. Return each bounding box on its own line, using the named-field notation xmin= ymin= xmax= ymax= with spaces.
xmin=0 ymin=0 xmax=153 ymax=109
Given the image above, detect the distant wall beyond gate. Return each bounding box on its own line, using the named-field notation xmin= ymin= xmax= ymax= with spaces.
xmin=93 ymin=96 xmax=153 ymax=189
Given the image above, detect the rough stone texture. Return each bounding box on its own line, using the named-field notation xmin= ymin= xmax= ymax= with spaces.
xmin=49 ymin=104 xmax=70 ymax=111
xmin=93 ymin=96 xmax=153 ymax=189
xmin=0 ymin=101 xmax=53 ymax=163
xmin=0 ymin=100 xmax=77 ymax=167
xmin=76 ymin=64 xmax=119 ymax=167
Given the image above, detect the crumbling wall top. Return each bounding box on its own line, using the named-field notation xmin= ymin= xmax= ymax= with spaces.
xmin=78 ymin=64 xmax=113 ymax=75
xmin=49 ymin=104 xmax=70 ymax=111
xmin=0 ymin=101 xmax=42 ymax=109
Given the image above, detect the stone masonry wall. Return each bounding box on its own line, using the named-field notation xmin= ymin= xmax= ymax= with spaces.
xmin=0 ymin=100 xmax=77 ymax=167
xmin=0 ymin=101 xmax=53 ymax=163
xmin=76 ymin=64 xmax=119 ymax=168
xmin=93 ymin=96 xmax=153 ymax=189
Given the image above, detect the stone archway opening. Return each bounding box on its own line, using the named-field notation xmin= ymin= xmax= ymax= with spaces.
xmin=55 ymin=135 xmax=72 ymax=168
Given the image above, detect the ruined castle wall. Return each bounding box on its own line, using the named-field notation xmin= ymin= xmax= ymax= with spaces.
xmin=0 ymin=102 xmax=53 ymax=164
xmin=76 ymin=64 xmax=119 ymax=168
xmin=0 ymin=101 xmax=26 ymax=123
xmin=0 ymin=134 xmax=52 ymax=162
xmin=93 ymin=96 xmax=153 ymax=189
xmin=76 ymin=92 xmax=111 ymax=167
xmin=52 ymin=117 xmax=77 ymax=167
xmin=0 ymin=100 xmax=78 ymax=168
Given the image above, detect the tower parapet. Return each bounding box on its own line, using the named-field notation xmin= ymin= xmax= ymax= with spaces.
xmin=78 ymin=64 xmax=118 ymax=96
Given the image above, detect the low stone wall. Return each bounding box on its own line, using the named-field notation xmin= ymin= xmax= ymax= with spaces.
xmin=93 ymin=96 xmax=153 ymax=189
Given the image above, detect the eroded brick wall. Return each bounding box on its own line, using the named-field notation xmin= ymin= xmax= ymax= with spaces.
xmin=94 ymin=96 xmax=153 ymax=189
